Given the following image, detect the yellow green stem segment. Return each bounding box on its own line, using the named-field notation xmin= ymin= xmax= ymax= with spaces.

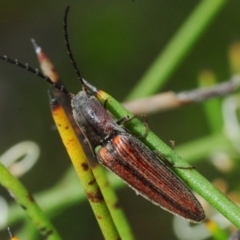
xmin=0 ymin=161 xmax=61 ymax=240
xmin=49 ymin=92 xmax=120 ymax=240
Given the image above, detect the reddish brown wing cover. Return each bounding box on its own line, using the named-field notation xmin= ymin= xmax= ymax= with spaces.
xmin=98 ymin=133 xmax=205 ymax=222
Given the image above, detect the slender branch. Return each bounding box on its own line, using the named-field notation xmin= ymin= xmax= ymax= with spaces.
xmin=123 ymin=76 xmax=240 ymax=115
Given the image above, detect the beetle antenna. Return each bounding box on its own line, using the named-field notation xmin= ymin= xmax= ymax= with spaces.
xmin=63 ymin=6 xmax=86 ymax=89
xmin=0 ymin=55 xmax=70 ymax=95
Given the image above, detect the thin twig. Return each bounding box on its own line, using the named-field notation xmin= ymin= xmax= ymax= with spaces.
xmin=123 ymin=76 xmax=240 ymax=115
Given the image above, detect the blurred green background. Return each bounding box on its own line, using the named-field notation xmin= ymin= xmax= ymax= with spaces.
xmin=0 ymin=0 xmax=239 ymax=239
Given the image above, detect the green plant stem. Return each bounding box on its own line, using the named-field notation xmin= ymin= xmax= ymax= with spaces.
xmin=126 ymin=0 xmax=227 ymax=100
xmin=92 ymin=164 xmax=135 ymax=240
xmin=0 ymin=161 xmax=61 ymax=240
xmin=96 ymin=90 xmax=240 ymax=228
